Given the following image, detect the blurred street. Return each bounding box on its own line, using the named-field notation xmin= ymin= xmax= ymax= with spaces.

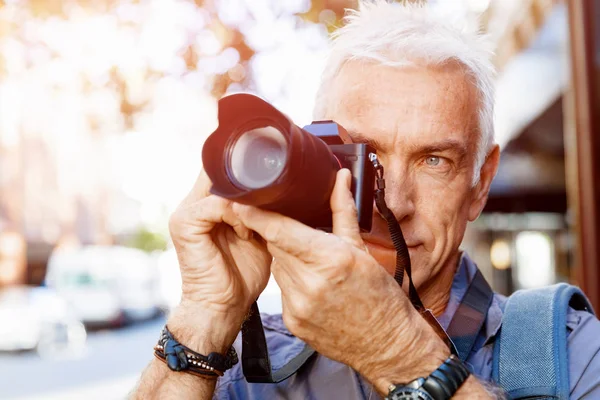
xmin=0 ymin=284 xmax=283 ymax=400
xmin=0 ymin=315 xmax=166 ymax=400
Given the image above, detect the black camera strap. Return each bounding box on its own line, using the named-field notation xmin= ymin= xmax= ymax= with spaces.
xmin=370 ymin=154 xmax=494 ymax=360
xmin=240 ymin=155 xmax=493 ymax=382
xmin=241 ymin=302 xmax=316 ymax=383
xmin=371 ymin=155 xmax=459 ymax=356
xmin=371 ymin=156 xmax=422 ymax=309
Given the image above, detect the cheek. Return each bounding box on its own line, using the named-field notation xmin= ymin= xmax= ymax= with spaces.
xmin=414 ymin=178 xmax=472 ymax=246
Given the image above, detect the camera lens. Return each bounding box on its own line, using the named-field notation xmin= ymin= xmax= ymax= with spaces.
xmin=203 ymin=93 xmax=359 ymax=231
xmin=229 ymin=125 xmax=288 ymax=189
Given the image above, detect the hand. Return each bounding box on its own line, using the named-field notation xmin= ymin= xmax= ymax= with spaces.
xmin=232 ymin=169 xmax=449 ymax=388
xmin=168 ymin=169 xmax=272 ymax=348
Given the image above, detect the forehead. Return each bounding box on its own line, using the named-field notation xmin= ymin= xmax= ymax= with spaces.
xmin=326 ymin=60 xmax=479 ymax=151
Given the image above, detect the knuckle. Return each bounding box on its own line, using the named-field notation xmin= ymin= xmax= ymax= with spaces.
xmin=282 ymin=311 xmax=301 ymax=334
xmin=333 ymin=198 xmax=358 ymax=216
xmin=263 ymin=221 xmax=282 ymax=243
xmin=343 ymin=198 xmax=358 ymax=214
xmin=348 ymin=201 xmax=358 ymax=219
xmin=326 ymin=247 xmax=355 ymax=284
xmin=168 ymin=209 xmax=185 ymax=237
xmin=330 ymin=246 xmax=355 ymax=267
xmin=290 ymin=296 xmax=314 ymax=321
xmin=231 ymin=201 xmax=248 ymax=219
xmin=305 ymin=278 xmax=328 ymax=300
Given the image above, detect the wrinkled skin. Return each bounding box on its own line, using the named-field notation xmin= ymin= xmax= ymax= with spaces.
xmin=329 ymin=60 xmax=499 ymax=314
xmin=162 ymin=59 xmax=500 ymax=397
xmin=231 ymin=60 xmax=500 ymax=390
xmin=232 ymin=169 xmax=442 ymax=384
xmin=167 ymin=169 xmax=272 ymax=350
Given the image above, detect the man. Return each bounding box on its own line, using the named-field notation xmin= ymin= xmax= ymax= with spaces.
xmin=132 ymin=1 xmax=600 ymax=399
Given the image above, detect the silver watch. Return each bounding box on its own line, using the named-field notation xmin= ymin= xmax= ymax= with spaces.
xmin=386 ymin=379 xmax=434 ymax=400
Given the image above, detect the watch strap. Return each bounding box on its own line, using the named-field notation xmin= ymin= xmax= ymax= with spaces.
xmin=421 ymin=355 xmax=470 ymax=400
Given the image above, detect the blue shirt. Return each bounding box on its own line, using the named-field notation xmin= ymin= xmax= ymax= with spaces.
xmin=214 ymin=254 xmax=600 ymax=399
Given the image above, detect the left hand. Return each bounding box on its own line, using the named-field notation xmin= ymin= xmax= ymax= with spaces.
xmin=232 ymin=169 xmax=449 ymax=388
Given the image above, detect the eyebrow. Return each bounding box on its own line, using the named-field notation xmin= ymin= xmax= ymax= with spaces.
xmin=346 ymin=131 xmax=386 ymax=151
xmin=347 ymin=131 xmax=468 ymax=161
xmin=409 ymin=139 xmax=469 ymax=161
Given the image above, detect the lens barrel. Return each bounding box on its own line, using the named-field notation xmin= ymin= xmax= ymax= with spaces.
xmin=202 ymin=93 xmax=341 ymax=227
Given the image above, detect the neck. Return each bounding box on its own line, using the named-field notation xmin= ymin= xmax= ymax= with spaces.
xmin=414 ymin=251 xmax=461 ymax=317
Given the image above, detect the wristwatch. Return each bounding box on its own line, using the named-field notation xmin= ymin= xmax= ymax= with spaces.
xmin=385 ymin=355 xmax=470 ymax=400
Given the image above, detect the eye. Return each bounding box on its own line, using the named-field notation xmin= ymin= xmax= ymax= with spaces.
xmin=425 ymin=156 xmax=441 ymax=167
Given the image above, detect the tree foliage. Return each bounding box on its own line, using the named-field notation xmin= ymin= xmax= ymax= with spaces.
xmin=0 ymin=0 xmax=421 ymax=127
xmin=125 ymin=226 xmax=168 ymax=253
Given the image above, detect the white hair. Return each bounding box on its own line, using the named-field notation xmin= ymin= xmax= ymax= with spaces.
xmin=313 ymin=0 xmax=496 ymax=186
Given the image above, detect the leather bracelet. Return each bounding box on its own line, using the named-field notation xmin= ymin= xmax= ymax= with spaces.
xmin=153 ymin=326 xmax=238 ymax=378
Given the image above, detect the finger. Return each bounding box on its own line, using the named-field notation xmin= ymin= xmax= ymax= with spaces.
xmin=182 ymin=168 xmax=213 ymax=204
xmin=178 ymin=195 xmax=252 ymax=240
xmin=212 ymin=198 xmax=253 ymax=241
xmin=331 ymin=169 xmax=364 ymax=248
xmin=269 ymin=256 xmax=301 ymax=293
xmin=268 ymin=242 xmax=319 ymax=283
xmin=232 ymin=203 xmax=333 ymax=261
xmin=225 ymin=213 xmax=253 ymax=241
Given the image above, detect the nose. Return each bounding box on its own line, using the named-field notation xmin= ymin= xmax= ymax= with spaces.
xmin=375 ymin=158 xmax=416 ymax=222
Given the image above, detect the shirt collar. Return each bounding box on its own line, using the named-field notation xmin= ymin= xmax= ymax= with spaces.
xmin=263 ymin=252 xmax=506 ymax=349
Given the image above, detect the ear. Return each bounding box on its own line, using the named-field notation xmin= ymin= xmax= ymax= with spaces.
xmin=468 ymin=144 xmax=500 ymax=221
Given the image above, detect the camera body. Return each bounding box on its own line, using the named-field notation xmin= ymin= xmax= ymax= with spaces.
xmin=302 ymin=121 xmax=375 ymax=232
xmin=202 ymin=93 xmax=376 ymax=233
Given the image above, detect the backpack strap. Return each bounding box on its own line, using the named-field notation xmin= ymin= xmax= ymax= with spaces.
xmin=446 ymin=269 xmax=493 ymax=361
xmin=492 ymin=283 xmax=595 ymax=399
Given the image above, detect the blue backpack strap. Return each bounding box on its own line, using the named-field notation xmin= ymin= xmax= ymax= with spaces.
xmin=492 ymin=283 xmax=595 ymax=399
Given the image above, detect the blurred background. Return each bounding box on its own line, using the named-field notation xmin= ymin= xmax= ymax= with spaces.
xmin=1 ymin=0 xmax=600 ymax=398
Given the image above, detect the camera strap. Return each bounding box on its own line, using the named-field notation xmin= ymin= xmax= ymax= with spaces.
xmin=371 ymin=156 xmax=421 ymax=309
xmin=371 ymin=155 xmax=459 ymax=356
xmin=241 ymin=302 xmax=317 ymax=383
xmin=241 ymin=270 xmax=491 ymax=383
xmin=240 ymin=156 xmax=492 ymax=382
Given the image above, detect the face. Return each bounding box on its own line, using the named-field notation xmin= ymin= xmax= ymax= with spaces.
xmin=326 ymin=60 xmax=499 ymax=294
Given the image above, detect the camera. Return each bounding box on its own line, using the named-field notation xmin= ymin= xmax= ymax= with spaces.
xmin=201 ymin=93 xmax=376 ymax=232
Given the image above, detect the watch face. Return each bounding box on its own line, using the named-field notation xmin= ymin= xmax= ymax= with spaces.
xmin=389 ymin=388 xmax=434 ymax=400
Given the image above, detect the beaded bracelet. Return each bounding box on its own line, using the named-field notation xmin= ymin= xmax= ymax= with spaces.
xmin=153 ymin=326 xmax=238 ymax=379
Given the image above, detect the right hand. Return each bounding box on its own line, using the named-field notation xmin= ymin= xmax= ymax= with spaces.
xmin=168 ymin=168 xmax=272 ymax=329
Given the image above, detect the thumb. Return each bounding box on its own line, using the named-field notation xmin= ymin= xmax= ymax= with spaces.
xmin=183 ymin=168 xmax=213 ymax=204
xmin=331 ymin=168 xmax=364 ymax=248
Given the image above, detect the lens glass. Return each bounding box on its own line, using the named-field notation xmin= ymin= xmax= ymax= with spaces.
xmin=229 ymin=125 xmax=288 ymax=189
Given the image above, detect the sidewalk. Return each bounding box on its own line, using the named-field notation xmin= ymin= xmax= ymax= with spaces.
xmin=14 ymin=375 xmax=139 ymax=400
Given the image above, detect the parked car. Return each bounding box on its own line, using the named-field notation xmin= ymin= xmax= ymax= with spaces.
xmin=154 ymin=248 xmax=182 ymax=312
xmin=45 ymin=245 xmax=161 ymax=327
xmin=0 ymin=286 xmax=86 ymax=356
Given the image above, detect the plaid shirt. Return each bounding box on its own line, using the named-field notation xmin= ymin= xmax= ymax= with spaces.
xmin=214 ymin=253 xmax=600 ymax=399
